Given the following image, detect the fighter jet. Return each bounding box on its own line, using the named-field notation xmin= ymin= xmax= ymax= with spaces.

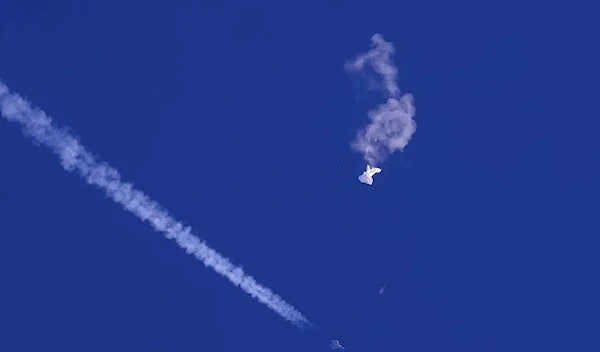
xmin=330 ymin=340 xmax=345 ymax=350
xmin=358 ymin=164 xmax=382 ymax=185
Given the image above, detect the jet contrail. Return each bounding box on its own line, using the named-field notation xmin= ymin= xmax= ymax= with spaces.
xmin=345 ymin=33 xmax=417 ymax=166
xmin=0 ymin=80 xmax=310 ymax=328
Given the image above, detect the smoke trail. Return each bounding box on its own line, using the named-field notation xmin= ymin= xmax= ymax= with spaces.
xmin=0 ymin=80 xmax=310 ymax=328
xmin=345 ymin=34 xmax=417 ymax=166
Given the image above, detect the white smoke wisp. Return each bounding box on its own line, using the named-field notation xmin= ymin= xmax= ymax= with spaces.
xmin=0 ymin=81 xmax=310 ymax=328
xmin=345 ymin=34 xmax=417 ymax=166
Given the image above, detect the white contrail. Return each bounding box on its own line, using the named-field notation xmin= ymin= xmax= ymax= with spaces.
xmin=345 ymin=34 xmax=417 ymax=166
xmin=0 ymin=80 xmax=310 ymax=328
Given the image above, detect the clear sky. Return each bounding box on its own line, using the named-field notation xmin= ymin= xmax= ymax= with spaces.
xmin=1 ymin=1 xmax=598 ymax=351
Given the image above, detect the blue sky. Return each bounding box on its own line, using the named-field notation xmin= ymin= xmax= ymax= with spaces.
xmin=1 ymin=1 xmax=598 ymax=351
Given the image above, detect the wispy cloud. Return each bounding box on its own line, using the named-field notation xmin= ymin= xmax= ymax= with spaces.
xmin=346 ymin=34 xmax=417 ymax=166
xmin=0 ymin=80 xmax=310 ymax=328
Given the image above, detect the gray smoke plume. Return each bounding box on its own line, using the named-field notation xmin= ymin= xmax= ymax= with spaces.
xmin=345 ymin=34 xmax=416 ymax=166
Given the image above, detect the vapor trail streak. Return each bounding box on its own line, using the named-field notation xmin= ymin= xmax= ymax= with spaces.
xmin=0 ymin=81 xmax=309 ymax=327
